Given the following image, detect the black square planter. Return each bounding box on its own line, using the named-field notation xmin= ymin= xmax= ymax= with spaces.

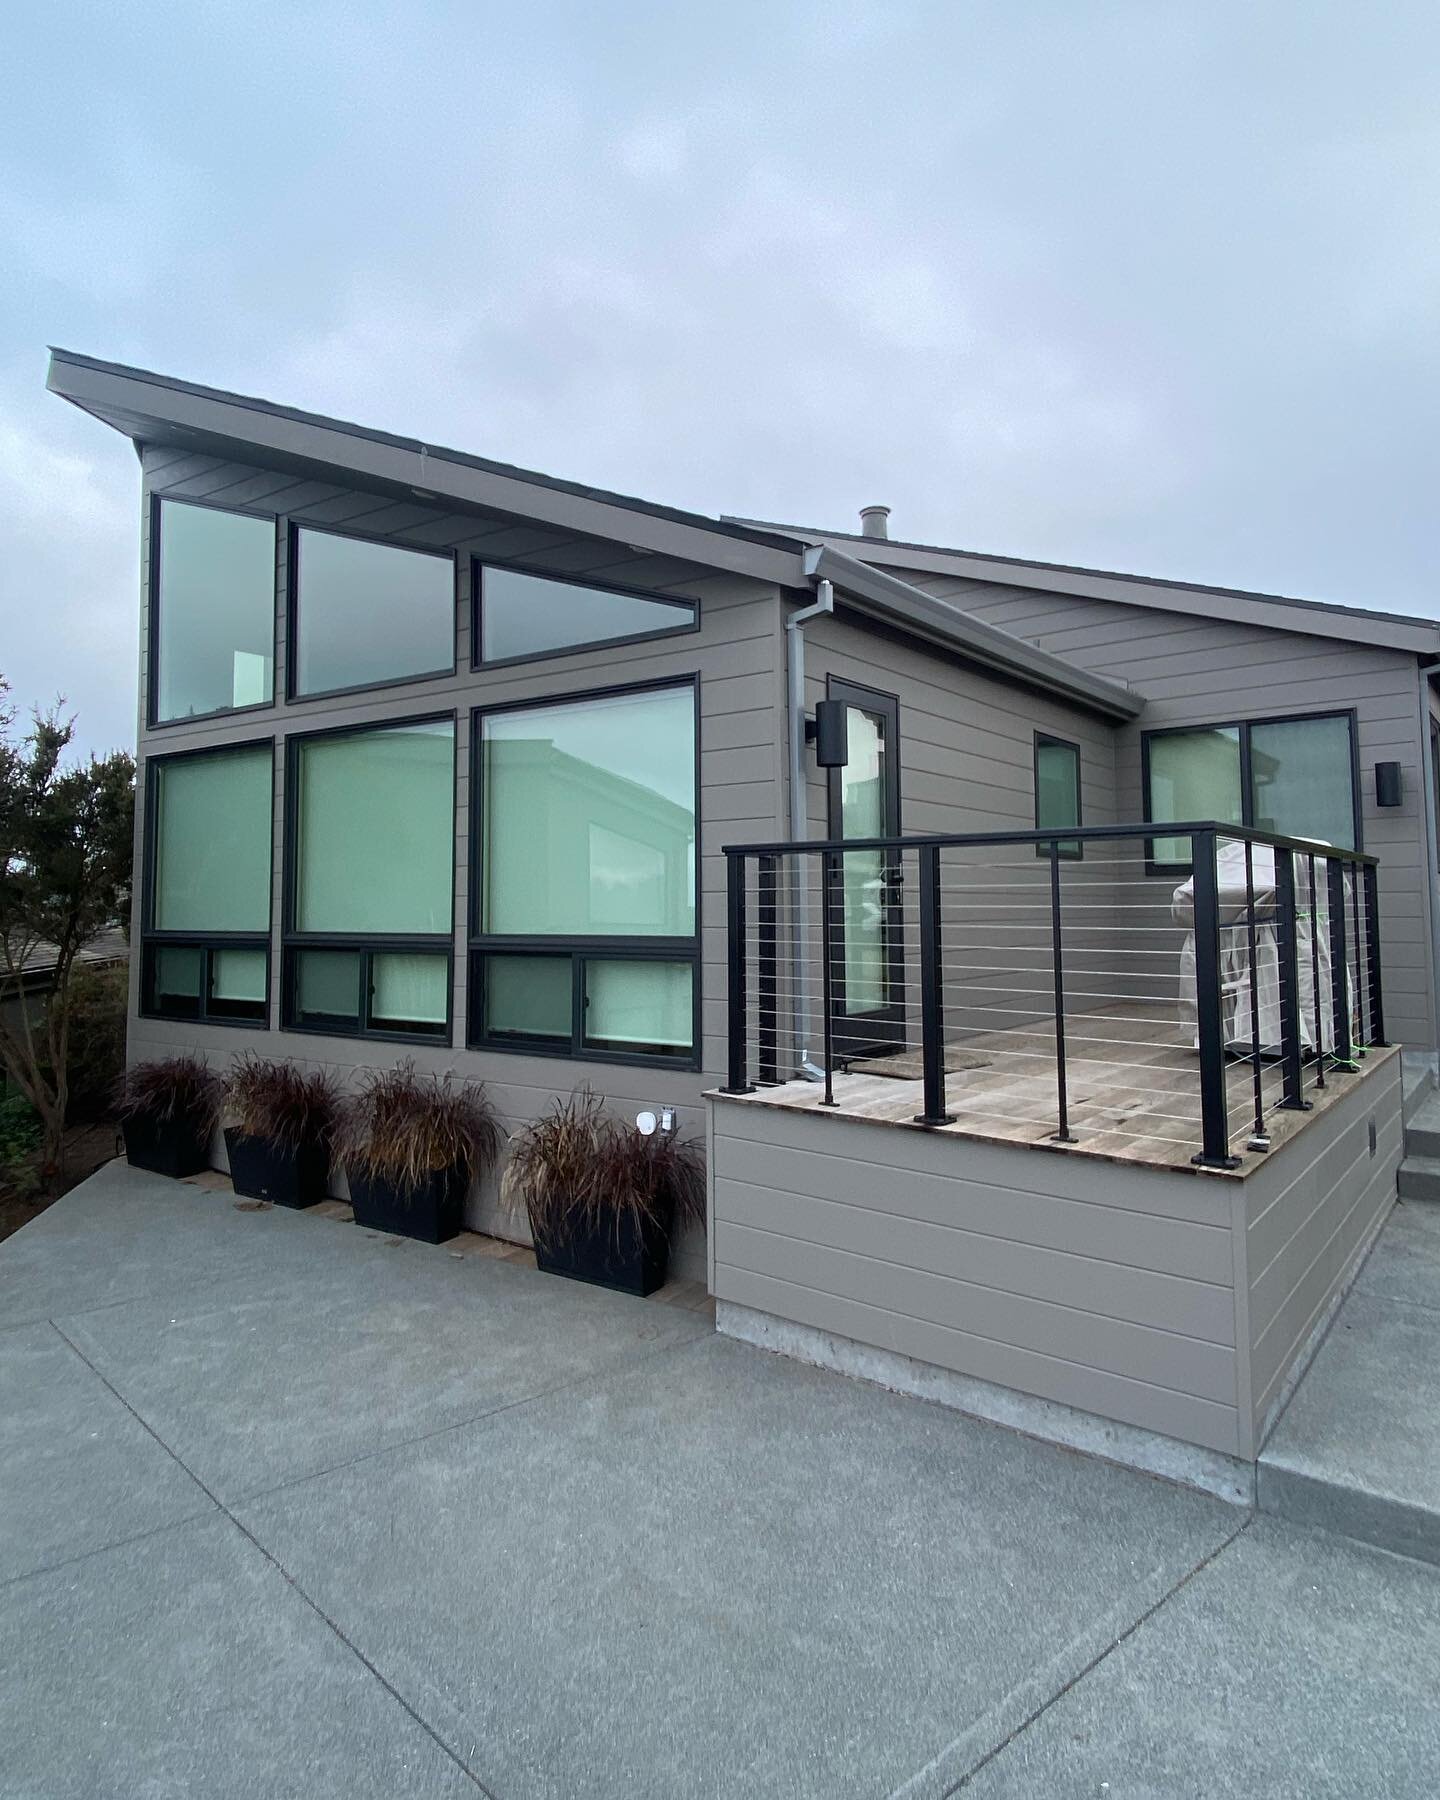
xmin=224 ymin=1130 xmax=330 ymax=1210
xmin=533 ymin=1203 xmax=673 ymax=1298
xmin=122 ymin=1114 xmax=212 ymax=1180
xmin=348 ymin=1165 xmax=468 ymax=1244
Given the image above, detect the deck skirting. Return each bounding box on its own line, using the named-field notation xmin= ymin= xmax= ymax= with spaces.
xmin=707 ymin=1049 xmax=1402 ymax=1479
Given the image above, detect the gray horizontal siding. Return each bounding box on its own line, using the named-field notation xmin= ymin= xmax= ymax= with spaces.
xmin=889 ymin=567 xmax=1437 ymax=1050
xmin=1244 ymin=1055 xmax=1403 ymax=1438
xmin=709 ymin=1101 xmax=1242 ymax=1456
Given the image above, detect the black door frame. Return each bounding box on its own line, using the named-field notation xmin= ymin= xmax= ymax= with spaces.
xmin=825 ymin=676 xmax=906 ymax=1057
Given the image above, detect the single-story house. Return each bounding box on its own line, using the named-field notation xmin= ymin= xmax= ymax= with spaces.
xmin=48 ymin=348 xmax=1439 ymax=1497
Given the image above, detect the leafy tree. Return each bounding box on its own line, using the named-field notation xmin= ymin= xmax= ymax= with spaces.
xmin=0 ymin=679 xmax=134 ymax=1182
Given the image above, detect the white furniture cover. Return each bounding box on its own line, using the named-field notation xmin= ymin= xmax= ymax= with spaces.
xmin=1171 ymin=842 xmax=1355 ymax=1055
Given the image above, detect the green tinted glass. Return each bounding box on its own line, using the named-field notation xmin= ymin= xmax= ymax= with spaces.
xmin=583 ymin=960 xmax=692 ymax=1055
xmin=483 ymin=955 xmax=571 ymax=1040
xmin=370 ymin=953 xmax=448 ymax=1030
xmin=1148 ymin=728 xmax=1243 ymax=865
xmin=153 ymin=746 xmax=272 ymax=932
xmin=295 ymin=950 xmax=362 ymax=1025
xmin=295 ymin=722 xmax=454 ymax=934
xmin=1250 ymin=717 xmax=1356 ymax=850
xmin=480 ymin=567 xmax=694 ymax=663
xmin=154 ymin=500 xmax=275 ymax=722
xmin=482 ymin=687 xmax=695 ymax=936
xmin=294 ymin=529 xmax=454 ymax=695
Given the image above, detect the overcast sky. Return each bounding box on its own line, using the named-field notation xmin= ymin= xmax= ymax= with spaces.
xmin=3 ymin=1 xmax=1437 ymax=759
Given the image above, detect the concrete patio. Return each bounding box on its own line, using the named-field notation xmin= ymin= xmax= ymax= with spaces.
xmin=2 ymin=1160 xmax=1438 ymax=1798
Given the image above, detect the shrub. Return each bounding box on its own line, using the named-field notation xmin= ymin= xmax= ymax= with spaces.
xmin=63 ymin=962 xmax=129 ymax=1122
xmin=226 ymin=1055 xmax=340 ymax=1153
xmin=335 ymin=1060 xmax=501 ymax=1195
xmin=0 ymin=1091 xmax=42 ymax=1196
xmin=115 ymin=1055 xmax=224 ymax=1134
xmin=504 ymin=1087 xmax=706 ymax=1250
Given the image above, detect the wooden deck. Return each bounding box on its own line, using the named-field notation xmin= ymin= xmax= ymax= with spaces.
xmin=719 ymin=1003 xmax=1397 ymax=1177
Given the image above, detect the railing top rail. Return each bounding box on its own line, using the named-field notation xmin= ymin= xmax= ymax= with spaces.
xmin=721 ymin=820 xmax=1378 ymax=866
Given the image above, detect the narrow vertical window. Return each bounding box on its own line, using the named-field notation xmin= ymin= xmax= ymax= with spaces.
xmin=1034 ymin=734 xmax=1083 ymax=860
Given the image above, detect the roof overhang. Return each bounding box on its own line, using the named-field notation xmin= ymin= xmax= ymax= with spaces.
xmin=735 ymin=520 xmax=1440 ymax=657
xmin=46 ymin=350 xmax=807 ymax=587
xmin=47 ymin=350 xmax=1144 ymax=720
xmin=802 ymin=545 xmax=1145 ymax=722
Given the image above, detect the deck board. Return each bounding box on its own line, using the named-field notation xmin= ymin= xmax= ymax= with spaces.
xmin=719 ymin=1003 xmax=1395 ymax=1177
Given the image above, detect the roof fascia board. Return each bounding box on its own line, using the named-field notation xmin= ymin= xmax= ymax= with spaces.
xmin=47 ymin=353 xmax=807 ymax=588
xmin=794 ymin=531 xmax=1440 ymax=656
xmin=804 ymin=544 xmax=1144 ymax=721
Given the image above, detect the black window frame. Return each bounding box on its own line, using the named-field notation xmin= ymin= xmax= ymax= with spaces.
xmin=280 ymin=709 xmax=458 ymax=1046
xmin=146 ymin=493 xmax=280 ymax=733
xmin=285 ymin=520 xmax=460 ymax=705
xmin=1033 ymin=731 xmax=1084 ymax=861
xmin=470 ymin=556 xmax=700 ymax=671
xmin=1141 ymin=708 xmax=1362 ymax=876
xmin=139 ymin=735 xmax=275 ymax=1028
xmin=467 ymin=673 xmax=702 ymax=1071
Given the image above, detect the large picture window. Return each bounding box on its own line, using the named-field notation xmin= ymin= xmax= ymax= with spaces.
xmin=1143 ymin=711 xmax=1358 ymax=871
xmin=151 ymin=499 xmax=275 ymax=724
xmin=284 ymin=717 xmax=455 ymax=1041
xmin=470 ymin=681 xmax=698 ymax=1064
xmin=475 ymin=563 xmax=697 ymax=666
xmin=290 ymin=526 xmax=456 ymax=699
xmin=143 ymin=741 xmax=273 ymax=1024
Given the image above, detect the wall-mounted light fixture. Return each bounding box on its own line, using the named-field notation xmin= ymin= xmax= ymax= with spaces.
xmin=807 ymin=698 xmax=849 ymax=768
xmin=1375 ymin=761 xmax=1403 ymax=808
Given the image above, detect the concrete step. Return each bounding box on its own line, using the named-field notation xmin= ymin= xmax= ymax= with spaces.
xmin=1258 ymin=1202 xmax=1440 ymax=1564
xmin=1397 ymin=1155 xmax=1440 ymax=1203
xmin=1403 ymin=1094 xmax=1440 ymax=1162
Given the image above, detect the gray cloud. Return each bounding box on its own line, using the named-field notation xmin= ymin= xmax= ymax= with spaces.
xmin=2 ymin=0 xmax=1436 ymax=759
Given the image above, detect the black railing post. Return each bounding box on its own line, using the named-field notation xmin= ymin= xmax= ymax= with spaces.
xmin=757 ymin=852 xmax=778 ymax=1084
xmin=819 ymin=849 xmax=839 ymax=1107
xmin=913 ymin=845 xmax=955 ymax=1127
xmin=1191 ymin=830 xmax=1238 ymax=1168
xmin=1327 ymin=858 xmax=1355 ymax=1066
xmin=1274 ymin=849 xmax=1310 ymax=1111
xmin=1049 ymin=841 xmax=1076 ymax=1143
xmin=1308 ymin=854 xmax=1326 ymax=1091
xmin=1349 ymin=865 xmax=1366 ymax=1051
xmin=722 ymin=851 xmax=754 ymax=1094
xmin=1363 ymin=863 xmax=1388 ymax=1047
xmin=1243 ymin=840 xmax=1268 ymax=1149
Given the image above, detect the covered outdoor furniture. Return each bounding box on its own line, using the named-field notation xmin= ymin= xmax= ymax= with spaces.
xmin=1172 ymin=841 xmax=1354 ymax=1055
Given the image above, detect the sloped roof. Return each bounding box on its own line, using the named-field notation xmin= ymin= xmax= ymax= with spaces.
xmin=727 ymin=518 xmax=1440 ymax=655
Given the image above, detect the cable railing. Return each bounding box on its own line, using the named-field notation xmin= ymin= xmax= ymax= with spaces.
xmin=722 ymin=822 xmax=1386 ymax=1169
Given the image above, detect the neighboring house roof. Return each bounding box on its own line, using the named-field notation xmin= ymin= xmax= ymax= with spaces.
xmin=726 ymin=518 xmax=1440 ymax=656
xmin=46 ymin=349 xmax=1142 ymax=722
xmin=2 ymin=928 xmax=130 ymax=990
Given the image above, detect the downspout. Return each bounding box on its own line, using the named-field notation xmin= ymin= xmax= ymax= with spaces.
xmin=1418 ymin=657 xmax=1440 ymax=1059
xmin=787 ymin=549 xmax=834 ymax=1079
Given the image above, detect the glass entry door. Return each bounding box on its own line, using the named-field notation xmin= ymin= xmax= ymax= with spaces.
xmin=826 ymin=680 xmax=905 ymax=1057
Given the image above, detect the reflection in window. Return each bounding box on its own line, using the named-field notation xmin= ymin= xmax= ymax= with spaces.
xmin=481 ymin=688 xmax=695 ymax=937
xmin=478 ymin=565 xmax=695 ymax=664
xmin=294 ymin=722 xmax=454 ymax=935
xmin=293 ymin=528 xmax=454 ymax=697
xmin=154 ymin=500 xmax=275 ymax=722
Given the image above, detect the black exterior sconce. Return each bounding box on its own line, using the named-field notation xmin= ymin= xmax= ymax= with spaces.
xmin=1375 ymin=761 xmax=1403 ymax=808
xmin=808 ymin=698 xmax=849 ymax=769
